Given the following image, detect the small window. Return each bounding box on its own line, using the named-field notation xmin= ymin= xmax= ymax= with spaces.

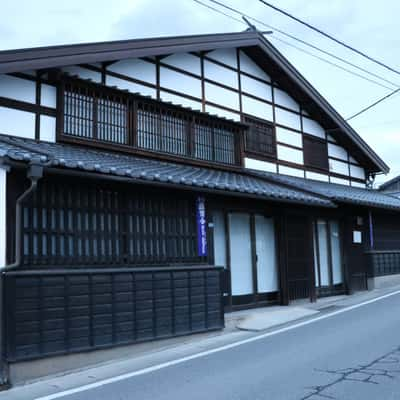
xmin=244 ymin=116 xmax=276 ymax=158
xmin=303 ymin=135 xmax=328 ymax=170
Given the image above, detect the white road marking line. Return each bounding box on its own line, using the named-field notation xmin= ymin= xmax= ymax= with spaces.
xmin=34 ymin=289 xmax=400 ymax=400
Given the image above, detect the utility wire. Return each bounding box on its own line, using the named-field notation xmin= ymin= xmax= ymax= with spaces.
xmin=192 ymin=0 xmax=245 ymax=25
xmin=270 ymin=36 xmax=395 ymax=91
xmin=346 ymin=88 xmax=400 ymax=121
xmin=258 ymin=0 xmax=400 ymax=77
xmin=201 ymin=0 xmax=400 ymax=89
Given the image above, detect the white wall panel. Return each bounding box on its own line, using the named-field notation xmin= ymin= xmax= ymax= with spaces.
xmin=351 ymin=181 xmax=366 ymax=188
xmin=41 ymin=84 xmax=57 ymax=108
xmin=305 ymin=171 xmax=329 ymax=182
xmin=277 ymin=144 xmax=304 ymax=164
xmin=205 ymin=104 xmax=240 ymax=121
xmin=207 ymin=49 xmax=237 ymax=68
xmin=0 ymin=106 xmax=35 ymax=139
xmin=0 ymin=167 xmax=6 ymax=268
xmin=275 ymin=108 xmax=301 ymax=131
xmin=240 ymin=75 xmax=272 ymax=101
xmin=204 ymin=60 xmax=238 ymax=88
xmin=0 ymin=74 xmax=36 ymax=103
xmin=241 ymin=95 xmax=273 ymax=121
xmin=107 ymin=58 xmax=156 ymax=84
xmin=273 ymin=88 xmax=300 ymax=112
xmin=244 ymin=157 xmax=277 ymax=173
xmin=329 ymin=159 xmax=349 ymax=175
xmin=163 ymin=53 xmax=201 ymax=76
xmin=350 ymin=164 xmax=366 ymax=180
xmin=302 ymin=117 xmax=325 ymax=138
xmin=160 ymin=67 xmax=202 ymax=98
xmin=106 ymin=75 xmax=156 ymax=98
xmin=276 ymin=127 xmax=302 ymax=148
xmin=239 ymin=51 xmax=270 ymax=81
xmin=327 ymin=134 xmax=336 ymax=142
xmin=328 ymin=143 xmax=348 ymax=161
xmin=278 ymin=164 xmax=305 ymax=178
xmin=330 ymin=176 xmax=350 ymax=185
xmin=349 ymin=155 xmax=358 ymax=164
xmin=40 ymin=115 xmax=56 ymax=142
xmin=160 ymin=91 xmax=202 ymax=111
xmin=205 ymin=82 xmax=239 ymax=111
xmin=62 ymin=66 xmax=101 ymax=83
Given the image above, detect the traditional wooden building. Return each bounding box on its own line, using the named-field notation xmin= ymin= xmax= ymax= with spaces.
xmin=1 ymin=30 xmax=400 ymax=385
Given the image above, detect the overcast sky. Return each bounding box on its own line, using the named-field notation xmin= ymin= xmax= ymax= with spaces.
xmin=1 ymin=0 xmax=400 ymax=185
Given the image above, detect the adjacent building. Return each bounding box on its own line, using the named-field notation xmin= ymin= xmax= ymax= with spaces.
xmin=1 ymin=29 xmax=400 ymax=385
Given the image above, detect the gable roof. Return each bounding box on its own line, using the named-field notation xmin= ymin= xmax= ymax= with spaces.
xmin=0 ymin=30 xmax=389 ymax=174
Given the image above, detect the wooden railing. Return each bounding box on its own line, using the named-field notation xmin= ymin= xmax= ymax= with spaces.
xmin=60 ymin=78 xmax=244 ymax=166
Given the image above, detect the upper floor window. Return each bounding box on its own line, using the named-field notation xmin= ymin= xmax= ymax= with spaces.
xmin=303 ymin=135 xmax=329 ymax=170
xmin=61 ymin=78 xmax=242 ymax=166
xmin=243 ymin=115 xmax=276 ymax=159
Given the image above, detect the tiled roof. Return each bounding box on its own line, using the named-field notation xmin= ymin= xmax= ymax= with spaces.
xmin=0 ymin=135 xmax=334 ymax=207
xmin=249 ymin=170 xmax=400 ymax=211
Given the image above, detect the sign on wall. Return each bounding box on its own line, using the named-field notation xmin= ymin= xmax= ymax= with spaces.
xmin=196 ymin=196 xmax=207 ymax=256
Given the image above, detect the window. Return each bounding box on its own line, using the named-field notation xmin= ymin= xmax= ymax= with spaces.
xmin=303 ymin=135 xmax=328 ymax=170
xmin=61 ymin=78 xmax=241 ymax=166
xmin=243 ymin=116 xmax=276 ymax=158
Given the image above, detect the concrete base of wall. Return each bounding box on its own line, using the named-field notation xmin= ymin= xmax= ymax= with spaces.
xmin=368 ymin=273 xmax=400 ymax=290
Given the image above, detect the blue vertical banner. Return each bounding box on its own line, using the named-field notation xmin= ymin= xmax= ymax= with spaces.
xmin=196 ymin=196 xmax=207 ymax=257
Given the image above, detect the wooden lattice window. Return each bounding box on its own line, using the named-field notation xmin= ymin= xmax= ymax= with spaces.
xmin=244 ymin=116 xmax=276 ymax=158
xmin=303 ymin=135 xmax=329 ymax=170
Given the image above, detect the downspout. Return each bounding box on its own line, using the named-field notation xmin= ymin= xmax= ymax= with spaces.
xmin=0 ymin=162 xmax=44 ymax=388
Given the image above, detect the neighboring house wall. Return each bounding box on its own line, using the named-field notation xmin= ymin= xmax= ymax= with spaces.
xmin=0 ymin=167 xmax=6 ymax=268
xmin=0 ymin=48 xmax=366 ymax=186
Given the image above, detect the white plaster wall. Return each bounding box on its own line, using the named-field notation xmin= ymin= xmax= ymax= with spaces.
xmin=241 ymin=95 xmax=273 ymax=121
xmin=62 ymin=66 xmax=101 ymax=83
xmin=0 ymin=106 xmax=35 ymax=139
xmin=160 ymin=91 xmax=202 ymax=111
xmin=351 ymin=181 xmax=366 ymax=188
xmin=329 ymin=159 xmax=349 ymax=176
xmin=205 ymin=104 xmax=240 ymax=121
xmin=40 ymin=115 xmax=56 ymax=142
xmin=205 ymin=82 xmax=239 ymax=111
xmin=107 ymin=58 xmax=156 ymax=84
xmin=278 ymin=164 xmax=305 ymax=178
xmin=239 ymin=51 xmax=270 ymax=81
xmin=163 ymin=53 xmax=201 ymax=76
xmin=204 ymin=60 xmax=238 ymax=88
xmin=305 ymin=171 xmax=329 ymax=182
xmin=350 ymin=164 xmax=366 ymax=180
xmin=0 ymin=167 xmax=6 ymax=268
xmin=275 ymin=108 xmax=301 ymax=131
xmin=41 ymin=83 xmax=57 ymax=108
xmin=328 ymin=143 xmax=348 ymax=161
xmin=277 ymin=144 xmax=303 ymax=164
xmin=240 ymin=75 xmax=272 ymax=101
xmin=0 ymin=74 xmax=36 ymax=103
xmin=207 ymin=49 xmax=237 ymax=68
xmin=244 ymin=157 xmax=277 ymax=173
xmin=106 ymin=75 xmax=156 ymax=98
xmin=276 ymin=127 xmax=302 ymax=148
xmin=273 ymin=88 xmax=300 ymax=112
xmin=302 ymin=117 xmax=325 ymax=138
xmin=160 ymin=67 xmax=202 ymax=98
xmin=330 ymin=176 xmax=350 ymax=185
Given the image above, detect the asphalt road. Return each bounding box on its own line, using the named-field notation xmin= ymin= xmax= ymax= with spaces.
xmin=38 ymin=292 xmax=400 ymax=400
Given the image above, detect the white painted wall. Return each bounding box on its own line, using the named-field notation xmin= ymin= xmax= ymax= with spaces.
xmin=204 ymin=60 xmax=238 ymax=88
xmin=350 ymin=164 xmax=366 ymax=180
xmin=0 ymin=167 xmax=6 ymax=268
xmin=240 ymin=75 xmax=272 ymax=101
xmin=328 ymin=143 xmax=348 ymax=161
xmin=0 ymin=106 xmax=35 ymax=139
xmin=273 ymin=88 xmax=300 ymax=112
xmin=278 ymin=164 xmax=305 ymax=178
xmin=351 ymin=181 xmax=366 ymax=188
xmin=276 ymin=127 xmax=302 ymax=148
xmin=0 ymin=74 xmax=36 ymax=104
xmin=40 ymin=115 xmax=56 ymax=142
xmin=305 ymin=171 xmax=329 ymax=182
xmin=239 ymin=51 xmax=270 ymax=81
xmin=205 ymin=104 xmax=240 ymax=121
xmin=244 ymin=157 xmax=277 ymax=173
xmin=107 ymin=58 xmax=156 ymax=84
xmin=277 ymin=144 xmax=303 ymax=164
xmin=329 ymin=159 xmax=349 ymax=176
xmin=106 ymin=75 xmax=156 ymax=98
xmin=241 ymin=95 xmax=273 ymax=121
xmin=41 ymin=84 xmax=57 ymax=108
xmin=207 ymin=49 xmax=237 ymax=68
xmin=302 ymin=117 xmax=325 ymax=139
xmin=163 ymin=53 xmax=201 ymax=76
xmin=160 ymin=67 xmax=202 ymax=98
xmin=159 ymin=91 xmax=202 ymax=111
xmin=275 ymin=108 xmax=301 ymax=131
xmin=205 ymin=82 xmax=239 ymax=111
xmin=62 ymin=66 xmax=101 ymax=83
xmin=330 ymin=176 xmax=350 ymax=185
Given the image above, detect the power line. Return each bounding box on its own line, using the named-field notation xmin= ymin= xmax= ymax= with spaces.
xmin=201 ymin=0 xmax=400 ymax=89
xmin=258 ymin=0 xmax=400 ymax=77
xmin=346 ymin=88 xmax=400 ymax=121
xmin=270 ymin=36 xmax=395 ymax=91
xmin=191 ymin=0 xmax=245 ymax=25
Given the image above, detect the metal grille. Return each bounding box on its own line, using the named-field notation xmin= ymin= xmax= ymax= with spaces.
xmin=61 ymin=78 xmax=241 ymax=165
xmin=21 ymin=179 xmax=203 ymax=267
xmin=244 ymin=116 xmax=276 ymax=157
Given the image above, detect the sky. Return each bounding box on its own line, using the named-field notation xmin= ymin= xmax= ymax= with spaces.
xmin=1 ymin=0 xmax=400 ymax=186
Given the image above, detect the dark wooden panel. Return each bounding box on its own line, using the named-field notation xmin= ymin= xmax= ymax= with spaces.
xmin=5 ymin=267 xmax=224 ymax=362
xmin=303 ymin=135 xmax=329 ymax=170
